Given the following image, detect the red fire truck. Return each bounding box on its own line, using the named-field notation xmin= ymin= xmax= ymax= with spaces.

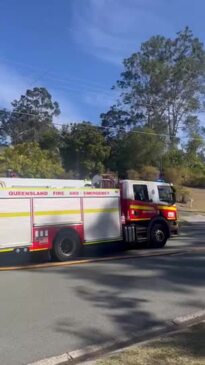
xmin=0 ymin=177 xmax=177 ymax=261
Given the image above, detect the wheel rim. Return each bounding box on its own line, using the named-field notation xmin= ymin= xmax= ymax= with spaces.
xmin=60 ymin=238 xmax=74 ymax=257
xmin=154 ymin=229 xmax=165 ymax=243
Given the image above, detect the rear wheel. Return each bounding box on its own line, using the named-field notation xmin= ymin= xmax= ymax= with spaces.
xmin=52 ymin=229 xmax=81 ymax=261
xmin=149 ymin=223 xmax=168 ymax=248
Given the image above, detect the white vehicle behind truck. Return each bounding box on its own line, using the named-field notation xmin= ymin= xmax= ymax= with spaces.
xmin=0 ymin=178 xmax=91 ymax=188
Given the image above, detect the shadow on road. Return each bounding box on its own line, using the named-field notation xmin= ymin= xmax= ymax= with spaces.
xmin=39 ymin=251 xmax=205 ymax=351
xmin=0 ymin=223 xmax=205 ymax=365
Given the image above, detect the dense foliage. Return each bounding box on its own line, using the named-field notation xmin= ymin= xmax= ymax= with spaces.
xmin=1 ymin=28 xmax=205 ymax=187
xmin=0 ymin=143 xmax=64 ymax=178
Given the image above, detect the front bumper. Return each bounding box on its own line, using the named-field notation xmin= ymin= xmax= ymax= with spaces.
xmin=169 ymin=220 xmax=179 ymax=235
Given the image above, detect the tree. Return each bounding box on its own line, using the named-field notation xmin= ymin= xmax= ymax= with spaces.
xmin=39 ymin=128 xmax=61 ymax=152
xmin=0 ymin=142 xmax=64 ymax=178
xmin=60 ymin=122 xmax=110 ymax=178
xmin=102 ymin=27 xmax=205 ymax=145
xmin=0 ymin=87 xmax=60 ymax=145
xmin=162 ymin=148 xmax=186 ymax=169
xmin=185 ymin=133 xmax=205 ymax=168
xmin=101 ymin=106 xmax=140 ymax=138
xmin=107 ymin=127 xmax=165 ymax=177
xmin=0 ymin=109 xmax=9 ymax=144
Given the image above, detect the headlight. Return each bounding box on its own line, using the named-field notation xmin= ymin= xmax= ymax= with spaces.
xmin=168 ymin=211 xmax=175 ymax=218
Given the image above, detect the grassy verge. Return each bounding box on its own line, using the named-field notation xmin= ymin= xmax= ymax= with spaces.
xmin=97 ymin=323 xmax=205 ymax=365
xmin=177 ymin=187 xmax=205 ymax=212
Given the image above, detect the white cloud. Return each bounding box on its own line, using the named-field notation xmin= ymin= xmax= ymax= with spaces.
xmin=0 ymin=63 xmax=29 ymax=107
xmin=83 ymin=89 xmax=118 ymax=109
xmin=70 ymin=0 xmax=174 ymax=65
xmin=52 ymin=92 xmax=85 ymax=125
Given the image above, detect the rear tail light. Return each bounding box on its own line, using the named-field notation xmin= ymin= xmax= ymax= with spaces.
xmin=34 ymin=229 xmax=48 ymax=241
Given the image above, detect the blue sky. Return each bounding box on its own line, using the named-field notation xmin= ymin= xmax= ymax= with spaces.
xmin=0 ymin=0 xmax=205 ymax=125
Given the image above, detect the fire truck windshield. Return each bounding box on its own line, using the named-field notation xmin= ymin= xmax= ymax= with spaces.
xmin=158 ymin=185 xmax=176 ymax=204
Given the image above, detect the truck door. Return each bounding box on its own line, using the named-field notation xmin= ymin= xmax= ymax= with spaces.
xmin=127 ymin=183 xmax=157 ymax=222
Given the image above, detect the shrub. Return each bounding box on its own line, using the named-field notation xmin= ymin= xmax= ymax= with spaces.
xmin=0 ymin=143 xmax=64 ymax=178
xmin=127 ymin=169 xmax=140 ymax=179
xmin=163 ymin=167 xmax=190 ymax=185
xmin=186 ymin=171 xmax=205 ymax=188
xmin=139 ymin=166 xmax=159 ymax=181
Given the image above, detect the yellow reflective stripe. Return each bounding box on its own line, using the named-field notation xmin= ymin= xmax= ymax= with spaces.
xmin=0 ymin=248 xmax=14 ymax=253
xmin=0 ymin=208 xmax=118 ymax=218
xmin=130 ymin=205 xmax=155 ymax=211
xmin=158 ymin=205 xmax=176 ymax=211
xmin=130 ymin=205 xmax=177 ymax=212
xmin=29 ymin=248 xmax=48 ymax=252
xmin=0 ymin=247 xmax=48 ymax=253
xmin=84 ymin=208 xmax=118 ymax=214
xmin=130 ymin=218 xmax=151 ymax=221
xmin=35 ymin=208 xmax=118 ymax=216
xmin=85 ymin=237 xmax=122 ymax=245
xmin=35 ymin=209 xmax=80 ymax=216
xmin=0 ymin=210 xmax=80 ymax=218
xmin=0 ymin=212 xmax=30 ymax=218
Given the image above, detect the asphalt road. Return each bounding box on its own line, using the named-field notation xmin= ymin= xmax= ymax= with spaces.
xmin=0 ymin=223 xmax=204 ymax=365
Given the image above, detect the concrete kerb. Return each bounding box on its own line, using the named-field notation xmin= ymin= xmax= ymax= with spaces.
xmin=27 ymin=309 xmax=205 ymax=365
xmin=172 ymin=309 xmax=205 ymax=326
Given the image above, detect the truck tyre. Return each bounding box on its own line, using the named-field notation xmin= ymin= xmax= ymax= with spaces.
xmin=52 ymin=229 xmax=82 ymax=261
xmin=149 ymin=223 xmax=168 ymax=248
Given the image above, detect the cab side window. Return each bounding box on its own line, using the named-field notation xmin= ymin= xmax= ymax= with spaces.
xmin=133 ymin=184 xmax=149 ymax=202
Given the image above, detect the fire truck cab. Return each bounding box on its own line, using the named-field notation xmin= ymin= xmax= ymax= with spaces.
xmin=120 ymin=179 xmax=178 ymax=248
xmin=121 ymin=180 xmax=175 ymax=205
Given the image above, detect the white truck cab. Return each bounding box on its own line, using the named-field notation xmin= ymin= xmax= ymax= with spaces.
xmin=120 ymin=180 xmax=176 ymax=205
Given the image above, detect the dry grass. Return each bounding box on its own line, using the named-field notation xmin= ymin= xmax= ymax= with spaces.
xmin=97 ymin=323 xmax=205 ymax=365
xmin=178 ymin=187 xmax=205 ymax=212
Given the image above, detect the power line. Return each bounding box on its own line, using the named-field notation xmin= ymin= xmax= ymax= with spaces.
xmin=0 ymin=57 xmax=114 ymax=94
xmin=1 ymin=107 xmax=204 ymax=141
xmin=43 ymin=74 xmax=114 ymax=94
xmin=0 ymin=109 xmax=78 ymax=127
xmin=0 ymin=109 xmax=58 ymax=119
xmin=0 ymin=107 xmax=181 ymax=128
xmin=0 ymin=56 xmax=116 ymax=103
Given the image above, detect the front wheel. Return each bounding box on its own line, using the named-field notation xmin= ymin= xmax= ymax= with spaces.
xmin=52 ymin=229 xmax=82 ymax=261
xmin=149 ymin=223 xmax=168 ymax=248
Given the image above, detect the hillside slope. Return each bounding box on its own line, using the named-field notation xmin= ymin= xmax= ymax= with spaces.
xmin=177 ymin=187 xmax=205 ymax=212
